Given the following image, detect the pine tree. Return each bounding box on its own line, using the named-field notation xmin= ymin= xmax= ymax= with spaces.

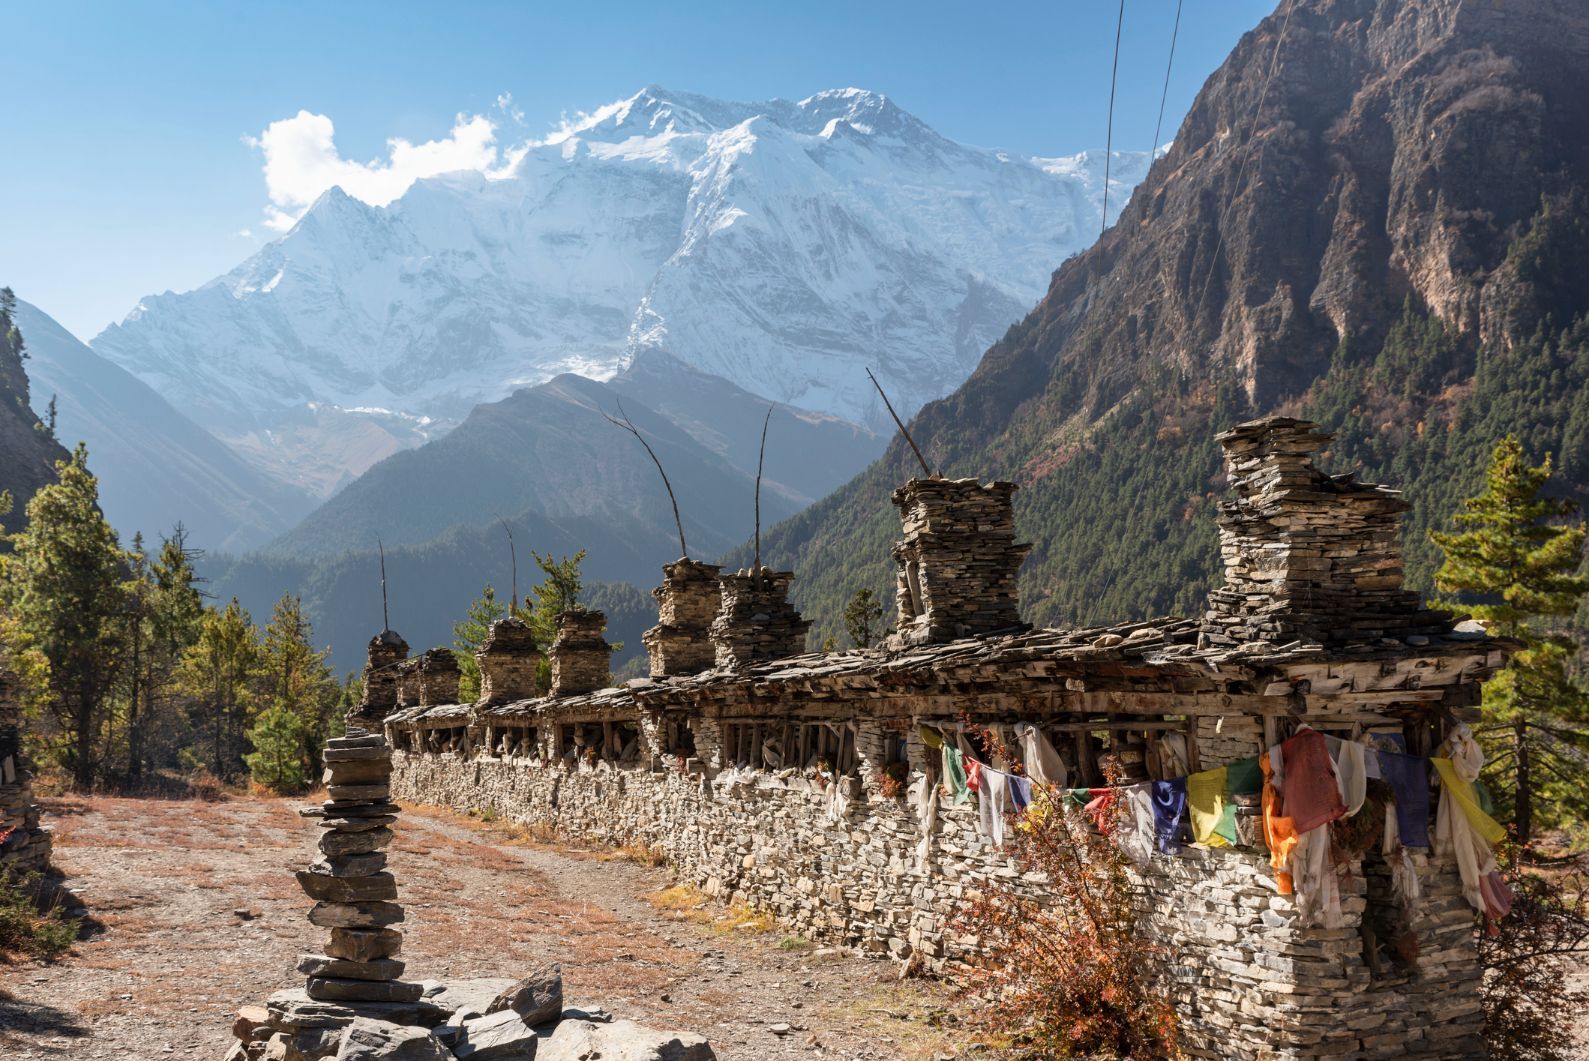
xmin=527 ymin=550 xmax=584 ymax=693
xmin=453 ymin=584 xmax=506 ymax=701
xmin=259 ymin=594 xmax=339 ymax=778
xmin=0 ymin=444 xmax=127 ymax=786
xmin=1431 ymin=436 xmax=1589 ymax=844
xmin=244 ymin=705 xmax=309 ymax=792
xmin=125 ymin=526 xmax=204 ymax=779
xmin=179 ymin=598 xmax=261 ymax=780
xmin=843 ymin=587 xmax=886 ymax=648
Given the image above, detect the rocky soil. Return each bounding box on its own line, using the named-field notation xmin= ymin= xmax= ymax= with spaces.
xmin=1 ymin=794 xmax=970 ymax=1060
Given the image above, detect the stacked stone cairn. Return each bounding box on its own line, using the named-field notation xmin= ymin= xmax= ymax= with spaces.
xmin=889 ymin=477 xmax=1031 ymax=646
xmin=297 ymin=730 xmax=418 ymax=1007
xmin=641 ymin=558 xmax=723 ymax=678
xmin=549 ymin=609 xmax=612 ymax=698
xmin=709 ymin=568 xmax=811 ymax=669
xmin=0 ymin=669 xmax=51 ymax=874
xmin=349 ymin=630 xmax=409 ymax=730
xmin=1201 ymin=416 xmax=1453 ymax=648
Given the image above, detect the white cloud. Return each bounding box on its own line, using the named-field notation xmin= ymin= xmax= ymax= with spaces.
xmin=249 ymin=109 xmax=521 ymax=232
xmin=495 ymin=92 xmax=525 ymax=125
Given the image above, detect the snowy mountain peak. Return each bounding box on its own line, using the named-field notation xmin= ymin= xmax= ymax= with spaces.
xmin=92 ymin=85 xmax=1150 ymax=495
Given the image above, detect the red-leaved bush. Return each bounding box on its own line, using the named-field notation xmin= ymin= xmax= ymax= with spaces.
xmin=953 ymin=727 xmax=1179 ymax=1060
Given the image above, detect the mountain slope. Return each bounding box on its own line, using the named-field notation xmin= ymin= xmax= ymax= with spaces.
xmin=753 ymin=0 xmax=1589 ymax=643
xmin=92 ymin=86 xmax=1147 ymax=492
xmin=0 ymin=296 xmax=68 ymax=531
xmin=15 ymin=299 xmax=314 ymax=551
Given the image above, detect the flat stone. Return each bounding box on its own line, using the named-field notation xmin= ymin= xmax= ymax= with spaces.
xmin=308 ymin=901 xmax=405 ymax=929
xmin=319 ymin=815 xmax=398 ymax=833
xmin=420 ymin=978 xmax=517 ymax=1022
xmin=334 ymin=1018 xmax=448 ymax=1061
xmin=299 ymin=953 xmax=407 ymax=981
xmin=328 ymin=784 xmax=393 ymax=802
xmin=311 ymin=853 xmax=389 ymax=878
xmin=325 ymin=760 xmax=394 ymax=785
xmin=487 ymin=963 xmax=562 ymax=1026
xmin=453 ymin=1010 xmax=538 ymax=1060
xmin=322 ymin=802 xmax=402 ymax=818
xmin=536 ymin=1018 xmax=715 ymax=1061
xmin=326 ymin=928 xmax=403 ymax=962
xmin=327 ymin=735 xmax=388 ymax=749
xmin=264 ymin=989 xmax=442 ymax=1032
xmin=298 ymin=870 xmax=398 ymax=903
xmin=324 ymin=747 xmax=392 ymax=762
xmin=234 ymin=1005 xmax=270 ymax=1041
xmin=307 ymin=978 xmax=425 ymax=1004
xmin=320 ymin=827 xmax=395 ymax=856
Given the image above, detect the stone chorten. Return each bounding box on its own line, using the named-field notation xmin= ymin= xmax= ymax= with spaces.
xmin=889 ymin=477 xmax=1031 ymax=646
xmin=549 ymin=609 xmax=612 ymax=698
xmin=474 ymin=617 xmax=539 ymax=704
xmin=0 ymin=670 xmax=51 ymax=874
xmin=415 ymin=648 xmax=462 ymax=707
xmin=1201 ymin=416 xmax=1452 ymax=647
xmin=348 ymin=630 xmax=408 ymax=729
xmin=642 ymin=558 xmax=723 ymax=678
xmin=709 ymin=569 xmax=811 ymax=669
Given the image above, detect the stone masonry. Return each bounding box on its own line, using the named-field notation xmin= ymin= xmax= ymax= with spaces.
xmin=642 ymin=558 xmax=723 ymax=678
xmin=549 ymin=609 xmax=611 ymax=698
xmin=1202 ymin=416 xmax=1454 ymax=648
xmin=709 ymin=569 xmax=811 ymax=668
xmin=890 ymin=477 xmax=1030 ymax=646
xmin=351 ymin=630 xmax=409 ymax=729
xmin=475 ymin=617 xmax=538 ymax=704
xmin=0 ymin=669 xmax=51 ymax=875
xmin=380 ymin=417 xmax=1508 ymax=1060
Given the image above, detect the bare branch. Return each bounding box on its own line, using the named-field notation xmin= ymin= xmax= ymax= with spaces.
xmin=495 ymin=513 xmax=518 ymax=617
xmin=866 ymin=367 xmax=932 ymax=478
xmin=602 ymin=399 xmax=687 ymax=558
xmin=755 ymin=403 xmax=773 ymax=572
xmin=377 ymin=535 xmax=390 ymax=633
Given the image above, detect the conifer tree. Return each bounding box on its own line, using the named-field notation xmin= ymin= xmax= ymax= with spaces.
xmin=453 ymin=584 xmax=505 ymax=701
xmin=527 ymin=550 xmax=584 ymax=693
xmin=179 ymin=598 xmax=261 ymax=779
xmin=1431 ymin=436 xmax=1589 ymax=844
xmin=259 ymin=593 xmax=339 ymax=779
xmin=0 ymin=444 xmax=127 ymax=786
xmin=843 ymin=587 xmax=886 ymax=648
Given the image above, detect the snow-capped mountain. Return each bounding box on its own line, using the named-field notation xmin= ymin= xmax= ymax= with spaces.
xmin=94 ymin=86 xmax=1148 ymax=492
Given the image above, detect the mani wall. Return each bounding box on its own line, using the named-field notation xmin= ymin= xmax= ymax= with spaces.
xmin=377 ymin=417 xmax=1504 ymax=1060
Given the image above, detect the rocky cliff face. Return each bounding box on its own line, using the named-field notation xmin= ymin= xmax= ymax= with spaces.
xmin=0 ymin=301 xmax=68 ymax=531
xmin=758 ymin=0 xmax=1589 ymax=642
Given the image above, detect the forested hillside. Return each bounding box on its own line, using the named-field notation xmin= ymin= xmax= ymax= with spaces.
xmin=752 ymin=0 xmax=1589 ymax=644
xmin=0 ymin=289 xmax=69 ymax=527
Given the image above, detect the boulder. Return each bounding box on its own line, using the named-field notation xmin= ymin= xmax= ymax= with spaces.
xmin=452 ymin=1010 xmax=538 ymax=1060
xmin=297 ymin=870 xmax=398 ymax=903
xmin=334 ymin=1018 xmax=449 ymax=1061
xmin=537 ymin=1019 xmax=715 ymax=1061
xmin=234 ymin=1005 xmax=270 ymax=1041
xmin=486 ymin=963 xmax=563 ymax=1026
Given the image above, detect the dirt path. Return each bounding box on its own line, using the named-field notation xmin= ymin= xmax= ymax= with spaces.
xmin=1 ymin=795 xmax=969 ymax=1061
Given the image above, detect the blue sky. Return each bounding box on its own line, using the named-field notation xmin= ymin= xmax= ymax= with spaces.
xmin=0 ymin=1 xmax=1273 ymax=340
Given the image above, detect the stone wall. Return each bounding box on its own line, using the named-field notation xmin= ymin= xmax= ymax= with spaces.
xmin=0 ymin=670 xmax=51 ymax=875
xmin=392 ymin=721 xmax=1482 ymax=1059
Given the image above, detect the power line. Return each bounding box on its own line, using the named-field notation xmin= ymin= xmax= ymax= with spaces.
xmin=1150 ymin=0 xmax=1185 ymax=160
xmin=1100 ymin=0 xmax=1127 ymax=238
xmin=1190 ymin=0 xmax=1297 ymax=334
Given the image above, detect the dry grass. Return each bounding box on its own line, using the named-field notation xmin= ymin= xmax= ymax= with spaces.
xmin=818 ymin=983 xmax=1003 ymax=1060
xmin=644 ymin=885 xmax=776 ymax=936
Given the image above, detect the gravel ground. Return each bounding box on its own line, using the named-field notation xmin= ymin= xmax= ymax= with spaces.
xmin=1 ymin=794 xmax=970 ymax=1061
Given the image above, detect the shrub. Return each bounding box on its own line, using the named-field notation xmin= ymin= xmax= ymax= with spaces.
xmin=0 ymin=873 xmax=78 ymax=962
xmin=954 ymin=728 xmax=1178 ymax=1060
xmin=1481 ymin=863 xmax=1589 ymax=1060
